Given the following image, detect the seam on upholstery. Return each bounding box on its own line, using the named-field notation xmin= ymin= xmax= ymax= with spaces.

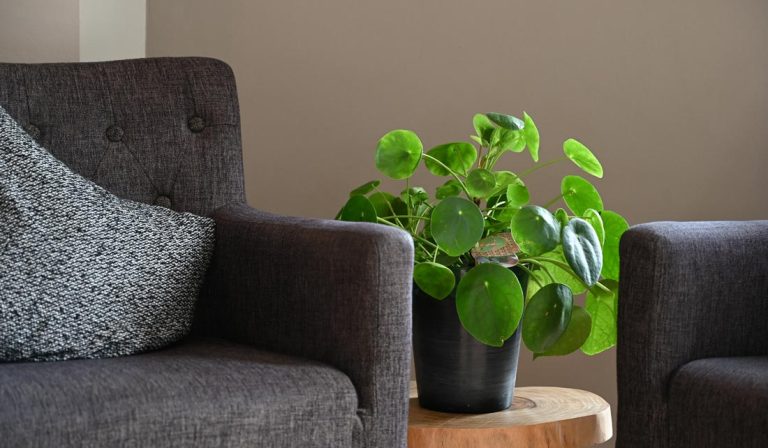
xmin=88 ymin=67 xmax=118 ymax=179
xmin=88 ymin=69 xmax=116 ymax=179
xmin=119 ymin=141 xmax=161 ymax=195
xmin=89 ymin=144 xmax=118 ymax=179
xmin=167 ymin=70 xmax=202 ymax=198
xmin=20 ymin=68 xmax=33 ymax=125
xmin=97 ymin=66 xmax=160 ymax=195
xmin=184 ymin=70 xmax=200 ymax=114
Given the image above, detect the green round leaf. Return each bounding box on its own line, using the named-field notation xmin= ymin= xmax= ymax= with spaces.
xmin=535 ymin=306 xmax=592 ymax=357
xmin=522 ymin=284 xmax=574 ymax=353
xmin=601 ymin=210 xmax=629 ymax=280
xmin=506 ymin=179 xmax=530 ymax=208
xmin=582 ymin=279 xmax=618 ymax=355
xmin=526 ymin=247 xmax=587 ymax=299
xmin=401 ymin=186 xmax=429 ymax=204
xmin=523 ymin=112 xmax=540 ymax=162
xmin=486 ymin=112 xmax=524 ymax=130
xmin=563 ymin=138 xmax=603 ymax=178
xmin=582 ymin=208 xmax=605 ymax=245
xmin=456 ymin=263 xmax=524 ymax=347
xmin=466 ymin=169 xmax=496 ymax=198
xmin=414 ymin=262 xmax=456 ymax=300
xmin=349 ymin=180 xmax=380 ymax=196
xmin=487 ymin=193 xmax=520 ymax=224
xmin=492 ymin=206 xmax=519 ymax=225
xmin=562 ymin=218 xmax=603 ymax=286
xmin=424 ymin=142 xmax=477 ymax=176
xmin=339 ymin=195 xmax=377 ymax=223
xmin=369 ymin=192 xmax=407 ymax=226
xmin=375 ymin=130 xmax=423 ymax=179
xmin=473 ymin=114 xmax=495 ymax=145
xmin=561 ymin=175 xmax=604 ymax=216
xmin=430 ymin=197 xmax=484 ymax=257
xmin=554 ymin=208 xmax=570 ymax=227
xmin=493 ymin=171 xmax=519 ymax=190
xmin=510 ymin=205 xmax=560 ymax=256
xmin=435 ymin=179 xmax=462 ymax=199
xmin=496 ymin=129 xmax=526 ymax=152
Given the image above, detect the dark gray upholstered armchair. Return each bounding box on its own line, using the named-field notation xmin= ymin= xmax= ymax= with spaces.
xmin=0 ymin=58 xmax=414 ymax=447
xmin=617 ymin=221 xmax=768 ymax=447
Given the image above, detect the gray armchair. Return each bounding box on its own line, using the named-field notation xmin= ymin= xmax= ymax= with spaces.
xmin=0 ymin=58 xmax=413 ymax=447
xmin=617 ymin=221 xmax=768 ymax=447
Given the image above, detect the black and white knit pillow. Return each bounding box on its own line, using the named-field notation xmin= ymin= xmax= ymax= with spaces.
xmin=0 ymin=106 xmax=215 ymax=362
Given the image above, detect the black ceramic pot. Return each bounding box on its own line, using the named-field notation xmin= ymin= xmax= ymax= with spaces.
xmin=412 ymin=267 xmax=526 ymax=414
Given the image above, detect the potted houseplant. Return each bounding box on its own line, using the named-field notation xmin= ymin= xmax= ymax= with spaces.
xmin=338 ymin=112 xmax=629 ymax=413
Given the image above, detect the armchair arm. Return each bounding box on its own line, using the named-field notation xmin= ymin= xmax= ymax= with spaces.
xmin=616 ymin=221 xmax=768 ymax=448
xmin=197 ymin=203 xmax=414 ymax=448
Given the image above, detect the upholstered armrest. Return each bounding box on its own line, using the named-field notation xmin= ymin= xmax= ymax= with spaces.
xmin=197 ymin=203 xmax=414 ymax=448
xmin=616 ymin=221 xmax=768 ymax=448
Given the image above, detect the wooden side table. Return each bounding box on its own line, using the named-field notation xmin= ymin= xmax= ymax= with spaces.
xmin=408 ymin=382 xmax=612 ymax=448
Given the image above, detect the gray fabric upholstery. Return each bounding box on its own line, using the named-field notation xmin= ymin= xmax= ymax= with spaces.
xmin=0 ymin=58 xmax=414 ymax=447
xmin=616 ymin=221 xmax=768 ymax=448
xmin=199 ymin=204 xmax=414 ymax=448
xmin=0 ymin=58 xmax=245 ymax=217
xmin=669 ymin=357 xmax=768 ymax=448
xmin=0 ymin=338 xmax=359 ymax=447
xmin=1 ymin=106 xmax=215 ymax=361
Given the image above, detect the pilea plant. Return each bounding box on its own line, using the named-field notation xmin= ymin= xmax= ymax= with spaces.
xmin=338 ymin=112 xmax=628 ymax=357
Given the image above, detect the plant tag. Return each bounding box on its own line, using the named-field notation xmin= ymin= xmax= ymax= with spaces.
xmin=471 ymin=232 xmax=520 ymax=267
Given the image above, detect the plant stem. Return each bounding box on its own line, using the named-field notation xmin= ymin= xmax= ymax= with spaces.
xmin=483 ymin=201 xmax=509 ymax=213
xmin=528 ymin=256 xmax=572 ymax=272
xmin=525 ymin=256 xmax=604 ymax=291
xmin=517 ymin=264 xmax=543 ymax=290
xmin=373 ymin=186 xmax=400 ymax=224
xmin=591 ymin=282 xmax=612 ymax=295
xmin=380 ymin=215 xmax=431 ymax=221
xmin=519 ymin=156 xmax=568 ymax=179
xmin=377 ymin=216 xmax=440 ymax=260
xmin=543 ymin=192 xmax=566 ymax=209
xmin=422 ymin=154 xmax=472 ymax=197
xmin=477 ymin=146 xmax=485 ymax=169
xmin=520 ymin=258 xmax=557 ymax=283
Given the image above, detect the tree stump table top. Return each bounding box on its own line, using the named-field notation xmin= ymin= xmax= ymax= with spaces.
xmin=408 ymin=382 xmax=612 ymax=448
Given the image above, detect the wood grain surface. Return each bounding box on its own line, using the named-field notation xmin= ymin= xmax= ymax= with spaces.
xmin=408 ymin=382 xmax=612 ymax=448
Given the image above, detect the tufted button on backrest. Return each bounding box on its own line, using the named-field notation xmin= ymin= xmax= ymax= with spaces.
xmin=188 ymin=116 xmax=205 ymax=133
xmin=0 ymin=58 xmax=246 ymax=217
xmin=106 ymin=125 xmax=124 ymax=142
xmin=24 ymin=124 xmax=41 ymax=141
xmin=154 ymin=195 xmax=172 ymax=208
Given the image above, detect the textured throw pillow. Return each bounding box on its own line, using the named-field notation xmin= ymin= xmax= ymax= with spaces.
xmin=0 ymin=106 xmax=215 ymax=362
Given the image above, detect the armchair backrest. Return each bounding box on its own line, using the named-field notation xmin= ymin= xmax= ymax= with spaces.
xmin=0 ymin=57 xmax=245 ymax=216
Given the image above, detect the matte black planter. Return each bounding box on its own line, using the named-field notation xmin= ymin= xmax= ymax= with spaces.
xmin=412 ymin=268 xmax=525 ymax=414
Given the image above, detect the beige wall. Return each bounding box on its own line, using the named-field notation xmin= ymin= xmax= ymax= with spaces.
xmin=0 ymin=0 xmax=80 ymax=62
xmin=0 ymin=1 xmax=145 ymax=64
xmin=148 ymin=0 xmax=768 ymax=225
xmin=80 ymin=0 xmax=146 ymax=62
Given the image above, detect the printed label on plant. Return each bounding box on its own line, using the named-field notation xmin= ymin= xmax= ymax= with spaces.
xmin=471 ymin=233 xmax=520 ymax=267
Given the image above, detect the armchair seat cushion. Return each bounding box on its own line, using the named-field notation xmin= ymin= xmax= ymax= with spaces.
xmin=0 ymin=338 xmax=360 ymax=448
xmin=669 ymin=356 xmax=768 ymax=448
